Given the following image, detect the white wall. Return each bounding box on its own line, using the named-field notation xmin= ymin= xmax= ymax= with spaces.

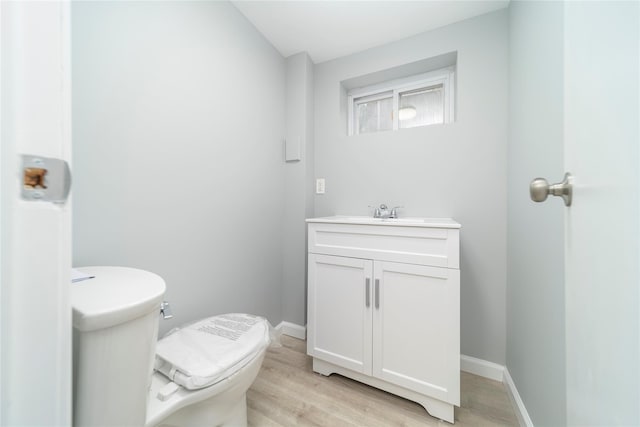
xmin=282 ymin=52 xmax=314 ymax=327
xmin=313 ymin=10 xmax=509 ymax=364
xmin=72 ymin=1 xmax=286 ymax=334
xmin=507 ymin=1 xmax=566 ymax=425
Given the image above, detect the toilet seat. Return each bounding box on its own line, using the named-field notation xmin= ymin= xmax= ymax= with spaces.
xmin=155 ymin=313 xmax=270 ymax=390
xmin=145 ymin=313 xmax=271 ymax=427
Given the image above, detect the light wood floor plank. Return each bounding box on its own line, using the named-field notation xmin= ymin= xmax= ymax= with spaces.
xmin=247 ymin=336 xmax=519 ymax=426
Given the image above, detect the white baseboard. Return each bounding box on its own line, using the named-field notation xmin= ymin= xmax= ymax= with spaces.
xmin=461 ymin=355 xmax=532 ymax=427
xmin=275 ymin=321 xmax=306 ymax=340
xmin=504 ymin=368 xmax=534 ymax=427
xmin=460 ymin=354 xmax=505 ymax=382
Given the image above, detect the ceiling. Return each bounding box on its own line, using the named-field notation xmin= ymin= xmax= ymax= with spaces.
xmin=232 ymin=1 xmax=510 ymax=64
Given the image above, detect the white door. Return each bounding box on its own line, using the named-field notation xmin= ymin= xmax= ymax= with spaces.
xmin=372 ymin=261 xmax=460 ymax=405
xmin=563 ymin=1 xmax=639 ymax=424
xmin=0 ymin=1 xmax=72 ymax=425
xmin=307 ymin=254 xmax=373 ymax=374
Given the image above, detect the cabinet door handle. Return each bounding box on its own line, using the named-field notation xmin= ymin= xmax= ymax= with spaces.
xmin=365 ymin=278 xmax=370 ymax=307
xmin=375 ymin=279 xmax=380 ymax=309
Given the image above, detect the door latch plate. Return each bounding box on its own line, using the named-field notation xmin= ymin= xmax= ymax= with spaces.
xmin=21 ymin=154 xmax=71 ymax=203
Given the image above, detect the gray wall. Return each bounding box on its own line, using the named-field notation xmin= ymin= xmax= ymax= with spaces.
xmin=507 ymin=1 xmax=566 ymax=425
xmin=283 ymin=52 xmax=314 ymax=326
xmin=72 ymin=1 xmax=286 ymax=334
xmin=313 ymin=10 xmax=509 ymax=364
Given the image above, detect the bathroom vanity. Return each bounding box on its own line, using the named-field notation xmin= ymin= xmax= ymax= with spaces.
xmin=306 ymin=216 xmax=461 ymax=423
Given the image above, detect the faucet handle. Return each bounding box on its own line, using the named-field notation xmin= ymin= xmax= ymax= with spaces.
xmin=390 ymin=206 xmax=404 ymax=218
xmin=368 ymin=205 xmax=382 ymax=218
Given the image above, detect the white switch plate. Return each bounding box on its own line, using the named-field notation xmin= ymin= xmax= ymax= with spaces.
xmin=316 ymin=178 xmax=325 ymax=194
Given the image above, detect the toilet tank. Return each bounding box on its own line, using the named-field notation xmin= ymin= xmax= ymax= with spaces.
xmin=71 ymin=266 xmax=166 ymax=427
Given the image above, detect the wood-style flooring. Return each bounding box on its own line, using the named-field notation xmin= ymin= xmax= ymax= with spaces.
xmin=247 ymin=335 xmax=519 ymax=426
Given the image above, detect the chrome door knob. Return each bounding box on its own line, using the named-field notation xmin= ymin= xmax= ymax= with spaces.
xmin=529 ymin=172 xmax=573 ymax=206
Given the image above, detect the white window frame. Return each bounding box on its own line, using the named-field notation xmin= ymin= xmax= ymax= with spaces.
xmin=348 ymin=66 xmax=455 ymax=136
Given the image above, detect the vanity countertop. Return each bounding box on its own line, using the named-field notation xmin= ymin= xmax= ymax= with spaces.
xmin=306 ymin=215 xmax=461 ymax=229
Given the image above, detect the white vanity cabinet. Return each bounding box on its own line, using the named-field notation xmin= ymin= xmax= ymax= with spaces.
xmin=306 ymin=217 xmax=461 ymax=423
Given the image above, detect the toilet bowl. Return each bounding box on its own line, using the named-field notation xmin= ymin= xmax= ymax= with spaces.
xmin=146 ymin=348 xmax=266 ymax=427
xmin=71 ymin=266 xmax=270 ymax=427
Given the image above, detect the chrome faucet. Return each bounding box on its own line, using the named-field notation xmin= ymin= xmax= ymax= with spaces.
xmin=372 ymin=204 xmax=403 ymax=219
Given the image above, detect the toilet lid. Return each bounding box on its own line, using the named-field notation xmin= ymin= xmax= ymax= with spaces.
xmin=154 ymin=313 xmax=270 ymax=390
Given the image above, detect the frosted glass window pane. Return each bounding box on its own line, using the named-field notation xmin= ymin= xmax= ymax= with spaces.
xmin=357 ymin=102 xmax=376 ymax=134
xmin=378 ymin=97 xmax=393 ymax=131
xmin=399 ymin=85 xmax=444 ymax=129
xmin=357 ymin=97 xmax=393 ymax=134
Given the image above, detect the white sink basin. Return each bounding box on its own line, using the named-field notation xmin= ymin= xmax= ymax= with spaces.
xmin=306 ymin=216 xmax=461 ymax=228
xmin=345 ymin=216 xmax=426 ymax=223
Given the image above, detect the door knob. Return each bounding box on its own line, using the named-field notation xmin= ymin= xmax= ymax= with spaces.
xmin=530 ymin=172 xmax=573 ymax=206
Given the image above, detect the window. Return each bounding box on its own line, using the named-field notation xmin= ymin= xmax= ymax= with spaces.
xmin=347 ymin=67 xmax=455 ymax=135
xmin=354 ymin=92 xmax=393 ymax=134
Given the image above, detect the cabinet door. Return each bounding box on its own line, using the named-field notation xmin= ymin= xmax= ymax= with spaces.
xmin=307 ymin=254 xmax=373 ymax=374
xmin=372 ymin=261 xmax=460 ymax=405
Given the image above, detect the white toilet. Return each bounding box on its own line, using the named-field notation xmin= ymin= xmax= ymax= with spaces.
xmin=71 ymin=266 xmax=270 ymax=427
